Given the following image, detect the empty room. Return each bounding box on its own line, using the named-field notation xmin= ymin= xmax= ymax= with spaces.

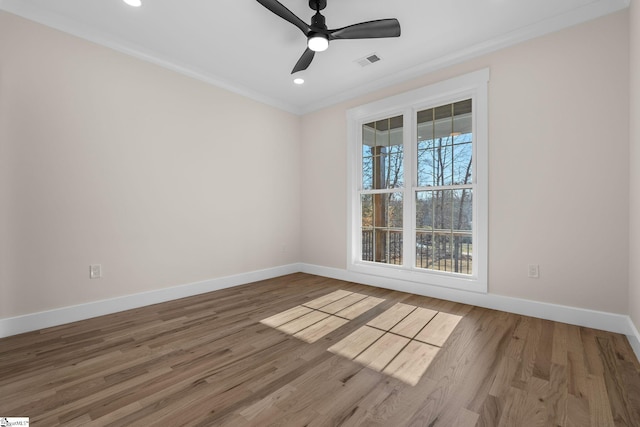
xmin=1 ymin=0 xmax=640 ymax=425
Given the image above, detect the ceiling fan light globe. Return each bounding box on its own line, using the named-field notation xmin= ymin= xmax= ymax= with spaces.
xmin=123 ymin=0 xmax=142 ymax=6
xmin=308 ymin=34 xmax=329 ymax=52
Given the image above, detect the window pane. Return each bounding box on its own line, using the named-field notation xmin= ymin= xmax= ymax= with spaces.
xmin=388 ymin=230 xmax=403 ymax=265
xmin=417 ymin=147 xmax=433 ymax=187
xmin=431 ymin=233 xmax=452 ymax=271
xmin=417 ymin=145 xmax=453 ymax=187
xmin=386 ymin=144 xmax=404 ymax=188
xmin=453 ymin=114 xmax=472 ymax=137
xmin=362 ymin=229 xmax=373 ymax=262
xmin=453 ymin=99 xmax=472 ymax=118
xmin=372 ymin=154 xmax=385 ymax=189
xmin=452 ymin=189 xmax=472 ymax=231
xmin=361 ymin=192 xmax=403 ymax=265
xmin=362 ymin=116 xmax=403 ymax=190
xmin=417 ymin=108 xmax=434 ymax=125
xmin=362 ymin=156 xmax=373 ymax=189
xmin=362 ymin=125 xmax=374 ymax=190
xmin=363 ymin=126 xmax=375 ymax=150
xmin=361 ymin=194 xmax=373 ymax=228
xmin=415 ymin=189 xmax=472 ymax=275
xmin=416 ymin=231 xmax=432 ymax=269
xmin=453 ymin=142 xmax=472 ymax=185
xmin=416 ymin=191 xmax=433 ymax=229
xmin=371 ymin=230 xmax=403 ymax=265
xmin=388 ymin=192 xmax=403 ymax=228
xmin=361 ymin=194 xmax=373 ymax=261
xmin=417 ymin=121 xmax=434 ymax=149
xmin=437 ymin=145 xmax=454 ymax=187
xmin=452 ymin=233 xmax=472 ymax=274
xmin=433 ymin=190 xmax=453 ymax=231
xmin=417 ymin=99 xmax=473 ymax=189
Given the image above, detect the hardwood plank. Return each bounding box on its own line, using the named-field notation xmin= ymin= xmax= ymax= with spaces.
xmin=454 ymin=408 xmax=480 ymax=427
xmin=532 ymin=319 xmax=554 ymax=381
xmin=366 ymin=303 xmax=415 ymax=331
xmin=310 ymin=360 xmax=391 ymax=424
xmin=552 ymin=322 xmax=569 ymax=366
xmin=505 ymin=316 xmax=530 ymax=359
xmin=238 ymin=384 xmax=297 ymax=421
xmin=582 ymin=327 xmax=606 ymax=376
xmin=260 ymin=305 xmax=312 ymax=328
xmin=335 ymin=377 xmax=407 ymax=427
xmin=567 ymin=327 xmax=590 ymax=400
xmin=595 ymin=335 xmax=640 ymax=426
xmin=587 ymin=374 xmax=616 ymax=427
xmin=319 ymin=292 xmax=368 ymax=314
xmin=382 ymin=340 xmax=439 ymax=386
xmin=511 ymin=317 xmax=542 ymax=390
xmin=335 ymin=296 xmax=385 ymax=320
xmin=275 ymin=310 xmax=329 ymax=335
xmin=414 ymin=311 xmax=463 ymax=346
xmin=566 ymin=394 xmax=591 ymax=427
xmin=477 ymin=394 xmax=504 ymax=427
xmin=303 ymin=289 xmax=353 ymax=309
xmin=355 ymin=333 xmax=410 ymax=372
xmin=547 ymin=363 xmax=569 ymax=426
xmin=294 ymin=315 xmax=349 ymax=343
xmin=497 ymin=386 xmax=547 ymax=427
xmin=489 ymin=355 xmax=520 ymax=398
xmin=390 ymin=307 xmax=438 ymax=339
xmin=328 ymin=326 xmax=385 ymax=360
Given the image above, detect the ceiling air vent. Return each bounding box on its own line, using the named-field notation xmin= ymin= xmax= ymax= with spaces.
xmin=356 ymin=53 xmax=381 ymax=67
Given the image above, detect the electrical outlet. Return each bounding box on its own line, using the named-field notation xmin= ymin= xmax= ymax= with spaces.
xmin=528 ymin=264 xmax=539 ymax=278
xmin=90 ymin=264 xmax=102 ymax=279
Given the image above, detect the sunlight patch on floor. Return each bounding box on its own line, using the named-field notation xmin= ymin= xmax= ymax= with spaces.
xmin=260 ymin=292 xmax=463 ymax=386
xmin=329 ymin=302 xmax=462 ymax=386
xmin=260 ymin=290 xmax=385 ymax=343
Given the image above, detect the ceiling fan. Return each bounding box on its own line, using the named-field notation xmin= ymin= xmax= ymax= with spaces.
xmin=257 ymin=0 xmax=401 ymax=74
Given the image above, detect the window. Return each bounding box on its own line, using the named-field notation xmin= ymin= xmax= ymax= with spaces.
xmin=347 ymin=69 xmax=489 ymax=292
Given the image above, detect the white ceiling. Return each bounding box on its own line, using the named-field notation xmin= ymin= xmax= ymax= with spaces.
xmin=0 ymin=0 xmax=629 ymax=114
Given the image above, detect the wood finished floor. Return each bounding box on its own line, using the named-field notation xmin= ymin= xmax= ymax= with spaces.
xmin=1 ymin=273 xmax=639 ymax=426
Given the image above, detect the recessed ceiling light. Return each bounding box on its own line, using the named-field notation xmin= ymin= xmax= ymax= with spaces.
xmin=123 ymin=0 xmax=142 ymax=7
xmin=293 ymin=78 xmax=305 ymax=85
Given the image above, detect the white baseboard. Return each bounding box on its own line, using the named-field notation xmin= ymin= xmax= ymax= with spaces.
xmin=627 ymin=317 xmax=640 ymax=362
xmin=2 ymin=262 xmax=638 ymax=358
xmin=299 ymin=263 xmax=635 ymax=337
xmin=0 ymin=263 xmax=302 ymax=338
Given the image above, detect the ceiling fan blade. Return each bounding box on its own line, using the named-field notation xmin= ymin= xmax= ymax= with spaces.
xmin=292 ymin=48 xmax=315 ymax=74
xmin=329 ymin=18 xmax=401 ymax=40
xmin=256 ymin=0 xmax=311 ymax=35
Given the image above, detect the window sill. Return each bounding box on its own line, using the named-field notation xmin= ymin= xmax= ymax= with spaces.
xmin=348 ymin=261 xmax=487 ymax=294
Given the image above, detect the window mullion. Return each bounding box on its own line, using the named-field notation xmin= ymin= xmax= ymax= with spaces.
xmin=403 ymin=107 xmax=415 ymax=270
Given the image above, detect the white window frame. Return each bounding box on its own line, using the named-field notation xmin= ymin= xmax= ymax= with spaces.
xmin=347 ymin=69 xmax=489 ymax=293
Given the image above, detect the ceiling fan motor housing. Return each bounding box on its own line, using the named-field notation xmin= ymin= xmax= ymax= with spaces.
xmin=311 ymin=12 xmax=327 ymax=30
xmin=309 ymin=0 xmax=327 ymax=11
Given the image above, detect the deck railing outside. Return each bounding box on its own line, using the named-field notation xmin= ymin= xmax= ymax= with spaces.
xmin=362 ymin=230 xmax=472 ymax=274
